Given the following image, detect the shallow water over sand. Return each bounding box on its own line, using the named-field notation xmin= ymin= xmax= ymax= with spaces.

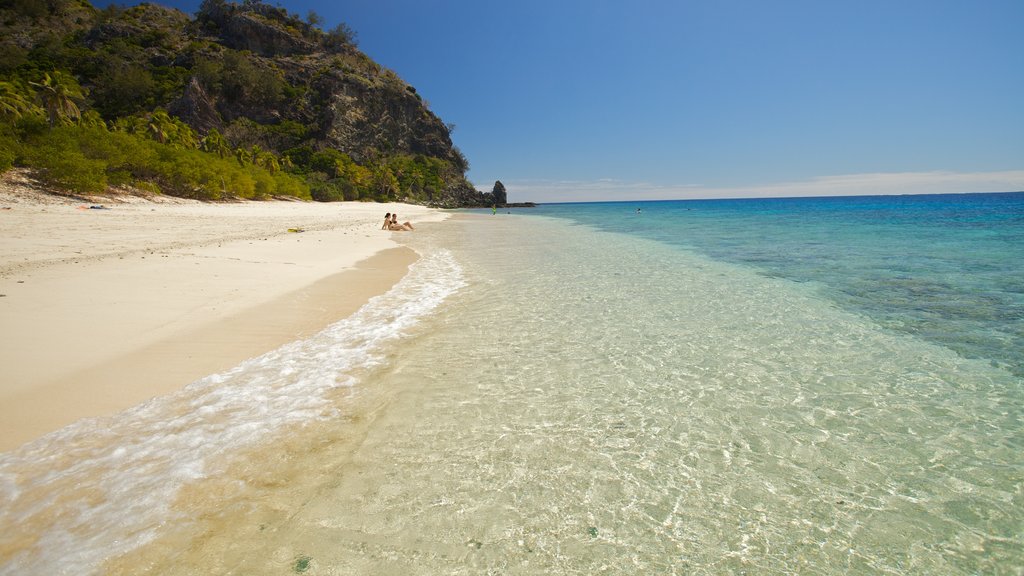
xmin=2 ymin=195 xmax=1024 ymax=569
xmin=90 ymin=212 xmax=1024 ymax=574
xmin=0 ymin=248 xmax=464 ymax=575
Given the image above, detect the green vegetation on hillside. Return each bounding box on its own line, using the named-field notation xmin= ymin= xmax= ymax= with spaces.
xmin=0 ymin=0 xmax=485 ymax=204
xmin=0 ymin=76 xmax=310 ymax=198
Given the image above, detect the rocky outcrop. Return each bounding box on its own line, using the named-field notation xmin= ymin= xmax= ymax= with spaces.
xmin=178 ymin=2 xmax=464 ymax=173
xmin=425 ymin=180 xmax=529 ymax=209
xmin=195 ymin=0 xmax=319 ymax=57
xmin=219 ymin=12 xmax=315 ymax=56
xmin=491 ymin=180 xmax=507 ymax=204
xmin=168 ymin=77 xmax=222 ymax=133
xmin=85 ymin=4 xmax=190 ymax=48
xmin=429 ymin=181 xmax=489 ymax=208
xmin=314 ymin=68 xmax=463 ymax=168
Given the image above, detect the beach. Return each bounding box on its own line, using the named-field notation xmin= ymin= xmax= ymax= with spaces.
xmin=86 ymin=197 xmax=1020 ymax=574
xmin=0 ymin=170 xmax=446 ymax=451
xmin=1 ymin=190 xmax=1021 ymax=574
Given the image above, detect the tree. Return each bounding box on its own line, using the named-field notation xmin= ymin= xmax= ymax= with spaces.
xmin=90 ymin=64 xmax=156 ymax=118
xmin=326 ymin=22 xmax=358 ymax=49
xmin=219 ymin=51 xmax=284 ymax=107
xmin=0 ymin=81 xmax=39 ymax=125
xmin=7 ymin=0 xmax=50 ymax=18
xmin=254 ymin=149 xmax=280 ymax=173
xmin=30 ymin=71 xmax=84 ymax=128
xmin=200 ymin=128 xmax=231 ymax=159
xmin=144 ymin=110 xmax=197 ymax=149
xmin=79 ymin=110 xmax=107 ymax=130
xmin=371 ymin=164 xmax=399 ymax=201
xmin=147 ymin=110 xmax=174 ymax=144
xmin=234 ymin=146 xmax=252 ymax=166
xmin=197 ymin=0 xmax=229 ymax=23
xmin=451 ymin=145 xmax=469 ymax=172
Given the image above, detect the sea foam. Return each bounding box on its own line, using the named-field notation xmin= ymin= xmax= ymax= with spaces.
xmin=0 ymin=249 xmax=465 ymax=576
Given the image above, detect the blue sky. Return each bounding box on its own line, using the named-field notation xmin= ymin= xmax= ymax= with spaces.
xmin=97 ymin=0 xmax=1024 ymax=201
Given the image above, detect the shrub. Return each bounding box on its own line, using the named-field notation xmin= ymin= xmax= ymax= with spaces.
xmin=252 ymin=169 xmax=275 ymax=199
xmin=273 ymin=171 xmax=310 ymax=199
xmin=0 ymin=146 xmax=15 ymax=173
xmin=309 ymin=179 xmax=347 ymax=202
xmin=33 ymin=148 xmax=108 ymax=193
xmin=0 ymin=129 xmax=18 ymax=172
xmin=226 ymin=169 xmax=255 ymax=199
xmin=20 ymin=128 xmax=105 ymax=192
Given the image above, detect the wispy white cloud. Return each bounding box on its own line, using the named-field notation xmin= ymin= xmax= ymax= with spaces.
xmin=495 ymin=170 xmax=1024 ymax=203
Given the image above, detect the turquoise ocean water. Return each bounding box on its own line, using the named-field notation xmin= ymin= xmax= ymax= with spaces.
xmin=1 ymin=192 xmax=1022 ymax=574
xmin=533 ymin=193 xmax=1024 ymax=378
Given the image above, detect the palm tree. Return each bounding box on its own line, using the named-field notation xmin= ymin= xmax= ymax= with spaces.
xmin=147 ymin=110 xmax=174 ymax=144
xmin=171 ymin=117 xmax=198 ymax=149
xmin=372 ymin=165 xmax=399 ymax=200
xmin=79 ymin=110 xmax=107 ymax=130
xmin=0 ymin=81 xmax=39 ymax=125
xmin=30 ymin=72 xmax=84 ymax=128
xmin=260 ymin=152 xmax=280 ymax=174
xmin=146 ymin=110 xmax=198 ymax=149
xmin=234 ymin=146 xmax=253 ymax=166
xmin=200 ymin=128 xmax=231 ymax=158
xmin=109 ymin=116 xmax=136 ymax=134
xmin=254 ymin=149 xmax=280 ymax=173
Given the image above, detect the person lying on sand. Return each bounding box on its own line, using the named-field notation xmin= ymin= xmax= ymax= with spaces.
xmin=389 ymin=214 xmax=414 ymax=231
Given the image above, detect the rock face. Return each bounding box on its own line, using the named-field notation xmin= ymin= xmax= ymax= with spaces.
xmin=427 ymin=180 xmax=521 ymax=209
xmin=0 ymin=0 xmax=489 ymax=205
xmin=491 ymin=180 xmax=508 ymax=205
xmin=84 ymin=4 xmax=190 ymax=48
xmin=168 ymin=77 xmax=222 ymax=133
xmin=431 ymin=181 xmax=491 ymax=208
xmin=312 ymin=67 xmax=464 ymax=168
xmin=189 ymin=0 xmax=470 ymax=176
xmin=218 ymin=11 xmax=316 ymax=56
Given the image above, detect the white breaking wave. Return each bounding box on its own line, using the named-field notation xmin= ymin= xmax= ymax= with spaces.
xmin=0 ymin=249 xmax=466 ymax=576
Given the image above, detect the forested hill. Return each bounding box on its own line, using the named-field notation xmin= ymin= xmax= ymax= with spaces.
xmin=0 ymin=0 xmax=505 ymax=206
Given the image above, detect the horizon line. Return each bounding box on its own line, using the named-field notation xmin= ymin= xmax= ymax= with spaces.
xmin=523 ymin=189 xmax=1024 ymax=206
xmin=482 ymin=170 xmax=1024 ymax=204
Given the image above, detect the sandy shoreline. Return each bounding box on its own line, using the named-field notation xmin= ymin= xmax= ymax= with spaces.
xmin=0 ymin=173 xmax=446 ymax=451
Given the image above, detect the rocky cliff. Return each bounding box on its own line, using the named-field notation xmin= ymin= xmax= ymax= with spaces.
xmin=187 ymin=1 xmax=467 ymax=169
xmin=0 ymin=0 xmax=493 ymax=205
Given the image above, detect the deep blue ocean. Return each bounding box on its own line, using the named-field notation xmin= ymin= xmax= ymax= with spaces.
xmin=529 ymin=192 xmax=1024 ymax=377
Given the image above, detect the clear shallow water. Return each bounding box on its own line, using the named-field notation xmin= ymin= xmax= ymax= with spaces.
xmin=2 ymin=194 xmax=1023 ymax=574
xmin=0 ymin=250 xmax=465 ymax=575
xmin=529 ymin=193 xmax=1024 ymax=377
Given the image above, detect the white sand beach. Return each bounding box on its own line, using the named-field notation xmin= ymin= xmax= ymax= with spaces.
xmin=0 ymin=170 xmax=446 ymax=451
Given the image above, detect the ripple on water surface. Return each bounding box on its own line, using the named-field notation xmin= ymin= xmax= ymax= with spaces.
xmin=2 ymin=212 xmax=1021 ymax=575
xmin=113 ymin=214 xmax=1024 ymax=575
